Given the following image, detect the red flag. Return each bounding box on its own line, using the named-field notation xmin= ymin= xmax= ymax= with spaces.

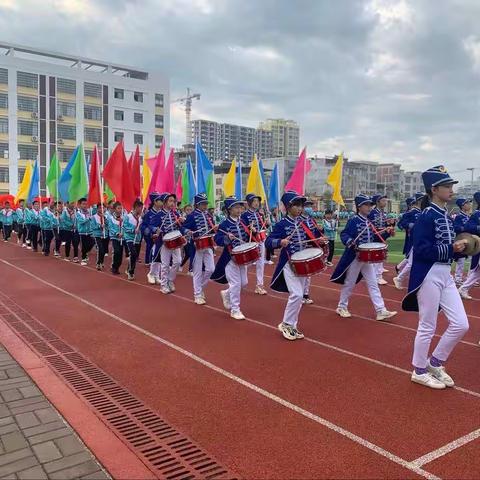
xmin=127 ymin=153 xmax=133 ymax=174
xmin=87 ymin=145 xmax=102 ymax=206
xmin=147 ymin=140 xmax=166 ymax=196
xmin=102 ymin=141 xmax=136 ymax=209
xmin=131 ymin=145 xmax=141 ymax=199
xmin=284 ymin=147 xmax=311 ymax=195
xmin=163 ymin=148 xmax=175 ymax=193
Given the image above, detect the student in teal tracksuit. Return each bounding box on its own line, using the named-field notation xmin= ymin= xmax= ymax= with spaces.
xmin=107 ymin=201 xmax=125 ymax=275
xmin=25 ymin=202 xmax=41 ymax=251
xmin=39 ymin=203 xmax=59 ymax=256
xmin=76 ymin=198 xmax=94 ymax=265
xmin=0 ymin=202 xmax=14 ymax=241
xmin=14 ymin=200 xmax=28 ymax=246
xmin=123 ymin=200 xmax=143 ymax=280
xmin=91 ymin=205 xmax=109 ymax=270
xmin=60 ymin=203 xmax=80 ymax=262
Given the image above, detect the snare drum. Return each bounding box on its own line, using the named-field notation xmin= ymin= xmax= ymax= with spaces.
xmin=194 ymin=235 xmax=215 ymax=250
xmin=231 ymin=242 xmax=260 ymax=266
xmin=163 ymin=230 xmax=187 ymax=250
xmin=256 ymin=230 xmax=267 ymax=242
xmin=357 ymin=242 xmax=388 ymax=263
xmin=290 ymin=248 xmax=325 ymax=276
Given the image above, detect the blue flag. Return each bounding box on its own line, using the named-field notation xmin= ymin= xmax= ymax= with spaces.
xmin=186 ymin=156 xmax=197 ymax=204
xmin=268 ymin=162 xmax=280 ymax=208
xmin=195 ymin=141 xmax=215 ymax=206
xmin=27 ymin=160 xmax=40 ymax=204
xmin=58 ymin=146 xmax=79 ymax=202
xmin=235 ymin=158 xmax=242 ymax=199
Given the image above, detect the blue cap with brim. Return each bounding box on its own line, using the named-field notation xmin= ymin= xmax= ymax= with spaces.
xmin=224 ymin=196 xmax=245 ymax=210
xmin=355 ymin=194 xmax=373 ymax=208
xmin=194 ymin=193 xmax=209 ymax=205
xmin=422 ymin=166 xmax=458 ymax=190
xmin=281 ymin=191 xmax=307 ymax=208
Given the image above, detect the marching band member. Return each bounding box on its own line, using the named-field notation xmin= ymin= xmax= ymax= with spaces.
xmin=39 ymin=201 xmax=59 ymax=256
xmin=60 ymin=202 xmax=80 ymax=262
xmin=300 ymin=199 xmax=320 ymax=305
xmin=266 ymin=191 xmax=323 ymax=340
xmin=402 ymin=166 xmax=469 ymax=389
xmin=395 ymin=197 xmax=415 ymax=273
xmin=459 ymin=191 xmax=480 ymax=300
xmin=183 ymin=193 xmax=216 ymax=305
xmin=107 ymin=201 xmax=125 ymax=275
xmin=25 ymin=201 xmax=41 ymax=252
xmin=368 ymin=194 xmax=389 ymax=285
xmin=453 ymin=198 xmax=472 ymax=286
xmin=14 ymin=200 xmax=27 ymax=247
xmin=0 ymin=201 xmax=14 ymax=242
xmin=76 ymin=198 xmax=94 ymax=266
xmin=211 ymin=196 xmax=250 ymax=320
xmin=91 ymin=203 xmax=109 ymax=270
xmin=331 ymin=194 xmax=397 ymax=321
xmin=241 ymin=193 xmax=268 ymax=295
xmin=143 ymin=193 xmax=163 ymax=284
xmin=393 ymin=192 xmax=424 ymax=289
xmin=123 ymin=199 xmax=143 ymax=281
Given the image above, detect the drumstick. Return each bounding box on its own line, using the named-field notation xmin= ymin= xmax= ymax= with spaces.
xmin=218 ymin=229 xmax=244 ymax=244
xmin=368 ymin=221 xmax=387 ymax=244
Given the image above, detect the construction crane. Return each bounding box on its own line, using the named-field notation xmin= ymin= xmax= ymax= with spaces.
xmin=172 ymin=88 xmax=201 ymax=146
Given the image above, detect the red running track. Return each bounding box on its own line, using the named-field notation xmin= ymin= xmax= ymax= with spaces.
xmin=1 ymin=240 xmax=480 ymax=479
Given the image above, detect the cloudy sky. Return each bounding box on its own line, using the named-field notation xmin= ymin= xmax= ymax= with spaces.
xmin=1 ymin=0 xmax=479 ymax=183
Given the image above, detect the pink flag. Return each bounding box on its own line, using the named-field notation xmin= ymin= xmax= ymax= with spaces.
xmin=163 ymin=148 xmax=175 ymax=193
xmin=175 ymin=171 xmax=183 ymax=200
xmin=284 ymin=147 xmax=311 ymax=195
xmin=146 ymin=140 xmax=166 ymax=196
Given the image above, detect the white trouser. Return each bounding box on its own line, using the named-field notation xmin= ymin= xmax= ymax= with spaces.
xmin=375 ymin=262 xmax=384 ymax=279
xmin=283 ymin=263 xmax=308 ymax=328
xmin=454 ymin=257 xmax=466 ymax=283
xmin=397 ymin=250 xmax=413 ymax=283
xmin=303 ymin=277 xmax=311 ymax=296
xmin=192 ymin=248 xmax=215 ymax=297
xmin=160 ymin=245 xmax=181 ymax=287
xmin=397 ymin=257 xmax=408 ymax=271
xmin=225 ymin=260 xmax=248 ymax=313
xmin=149 ymin=243 xmax=161 ymax=277
xmin=413 ymin=264 xmax=469 ymax=368
xmin=338 ymin=259 xmax=386 ymax=313
xmin=254 ymin=241 xmax=266 ymax=286
xmin=461 ymin=264 xmax=480 ymax=293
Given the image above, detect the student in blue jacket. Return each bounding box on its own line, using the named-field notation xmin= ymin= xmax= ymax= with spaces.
xmin=144 ymin=193 xmax=164 ymax=283
xmin=453 ymin=198 xmax=472 ymax=286
xmin=60 ymin=202 xmax=80 ymax=262
xmin=402 ymin=166 xmax=469 ymax=389
xmin=91 ymin=204 xmax=109 ymax=270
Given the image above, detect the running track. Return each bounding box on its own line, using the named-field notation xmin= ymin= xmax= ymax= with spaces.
xmin=0 ymin=240 xmax=479 ymax=479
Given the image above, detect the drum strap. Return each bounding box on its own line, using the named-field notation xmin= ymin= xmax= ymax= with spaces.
xmin=299 ymin=222 xmax=321 ymax=248
xmin=367 ymin=221 xmax=387 ymax=244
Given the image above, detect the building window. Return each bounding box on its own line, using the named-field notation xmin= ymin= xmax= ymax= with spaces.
xmin=155 ymin=114 xmax=164 ymax=128
xmin=0 ymin=93 xmax=7 ymax=109
xmin=114 ymin=88 xmax=124 ymax=100
xmin=0 ymin=143 xmax=8 ymax=158
xmin=133 ymin=91 xmax=143 ymax=103
xmin=133 ymin=134 xmax=143 ymax=145
xmin=155 ymin=135 xmax=163 ymax=148
xmin=84 ymin=82 xmax=102 ymax=98
xmin=17 ymin=71 xmax=38 ymax=89
xmin=114 ymin=110 xmax=124 ymax=121
xmin=0 ymin=68 xmax=7 ymax=85
xmin=114 ymin=131 xmax=124 ymax=142
xmin=155 ymin=93 xmax=164 ymax=107
xmin=57 ymin=124 xmax=76 ymax=140
xmin=17 ymin=120 xmax=38 ymax=136
xmin=84 ymin=127 xmax=102 ymax=144
xmin=57 ymin=101 xmax=76 ymax=118
xmin=57 ymin=148 xmax=75 ymax=163
xmin=18 ymin=144 xmax=38 ymax=160
xmin=18 ymin=168 xmax=25 ymax=183
xmin=134 ymin=113 xmax=143 ymax=124
xmin=0 ymin=118 xmax=8 ymax=134
xmin=84 ymin=104 xmax=102 ymax=121
xmin=17 ymin=96 xmax=38 ymax=113
xmin=0 ymin=167 xmax=8 ymax=183
xmin=57 ymin=78 xmax=76 ymax=95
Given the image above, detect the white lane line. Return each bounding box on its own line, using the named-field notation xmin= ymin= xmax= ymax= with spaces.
xmin=0 ymin=259 xmax=440 ymax=480
xmin=411 ymin=428 xmax=480 ymax=467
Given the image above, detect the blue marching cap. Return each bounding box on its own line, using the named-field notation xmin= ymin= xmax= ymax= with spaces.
xmin=422 ymin=165 xmax=458 ymax=190
xmin=456 ymin=198 xmax=471 ymax=208
xmin=372 ymin=194 xmax=387 ymax=204
xmin=245 ymin=193 xmax=262 ymax=204
xmin=160 ymin=192 xmax=175 ymax=202
xmin=149 ymin=192 xmax=162 ymax=203
xmin=405 ymin=197 xmax=415 ymax=207
xmin=281 ymin=191 xmax=307 ymax=208
xmin=414 ymin=192 xmax=426 ymax=202
xmin=224 ymin=196 xmax=245 ymax=210
xmin=194 ymin=193 xmax=209 ymax=205
xmin=474 ymin=191 xmax=480 ymax=204
xmin=355 ymin=194 xmax=374 ymax=208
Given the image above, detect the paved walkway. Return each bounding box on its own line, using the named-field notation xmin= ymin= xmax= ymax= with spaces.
xmin=0 ymin=345 xmax=109 ymax=480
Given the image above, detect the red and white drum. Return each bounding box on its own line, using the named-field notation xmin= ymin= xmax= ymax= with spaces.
xmin=163 ymin=230 xmax=187 ymax=250
xmin=194 ymin=235 xmax=215 ymax=250
xmin=231 ymin=242 xmax=260 ymax=266
xmin=256 ymin=230 xmax=267 ymax=242
xmin=357 ymin=242 xmax=388 ymax=263
xmin=289 ymin=248 xmax=325 ymax=277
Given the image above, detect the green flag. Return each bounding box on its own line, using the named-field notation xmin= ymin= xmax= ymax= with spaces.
xmin=206 ymin=172 xmax=215 ymax=208
xmin=46 ymin=152 xmax=62 ymax=200
xmin=180 ymin=165 xmax=189 ymax=207
xmin=104 ymin=181 xmax=115 ymax=201
xmin=68 ymin=145 xmax=89 ymax=201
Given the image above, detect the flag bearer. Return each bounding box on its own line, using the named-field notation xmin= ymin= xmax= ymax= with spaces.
xmin=91 ymin=204 xmax=109 ymax=270
xmin=123 ymin=199 xmax=143 ymax=280
xmin=14 ymin=200 xmax=27 ymax=247
xmin=107 ymin=201 xmax=125 ymax=275
xmin=25 ymin=201 xmax=41 ymax=252
xmin=60 ymin=202 xmax=80 ymax=262
xmin=76 ymin=198 xmax=94 ymax=266
xmin=0 ymin=202 xmax=14 ymax=242
xmin=39 ymin=202 xmax=58 ymax=256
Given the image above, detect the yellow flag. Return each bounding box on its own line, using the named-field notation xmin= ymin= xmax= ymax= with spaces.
xmin=142 ymin=145 xmax=152 ymax=202
xmin=246 ymin=154 xmax=267 ymax=200
xmin=223 ymin=158 xmax=236 ymax=197
xmin=326 ymin=153 xmax=345 ymax=206
xmin=15 ymin=161 xmax=33 ymax=204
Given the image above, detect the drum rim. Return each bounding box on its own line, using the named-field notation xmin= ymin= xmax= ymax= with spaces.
xmin=232 ymin=242 xmax=259 ymax=253
xmin=358 ymin=242 xmax=387 ymax=250
xmin=290 ymin=248 xmax=324 ymax=260
xmin=163 ymin=230 xmax=182 ymax=240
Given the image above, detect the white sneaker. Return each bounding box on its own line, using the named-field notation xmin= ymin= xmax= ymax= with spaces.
xmin=378 ymin=278 xmax=388 ymax=285
xmin=54 ymin=251 xmax=60 ymax=257
xmin=22 ymin=243 xmax=27 ymax=248
xmin=392 ymin=277 xmax=404 ymax=290
xmin=127 ymin=273 xmax=135 ymax=281
xmin=382 ymin=268 xmax=389 ymax=273
xmin=147 ymin=273 xmax=156 ymax=285
xmin=160 ymin=286 xmax=170 ymax=294
xmin=194 ymin=296 xmax=206 ymax=305
xmin=168 ymin=281 xmax=176 ymax=292
xmin=230 ymin=310 xmax=245 ymax=320
xmin=220 ymin=290 xmax=231 ymax=310
xmin=154 ymin=276 xmax=161 ymax=285
xmin=336 ymin=307 xmax=352 ymax=318
xmin=63 ymin=258 xmax=70 ymax=262
xmin=73 ymin=257 xmax=79 ymax=263
xmin=80 ymin=259 xmax=88 ymax=266
xmin=255 ymin=285 xmax=267 ymax=295
xmin=27 ymin=246 xmax=32 ymax=250
xmin=265 ymin=260 xmax=274 ymax=265
xmin=302 ymin=296 xmax=314 ymax=304
xmin=278 ymin=322 xmax=297 ymax=341
xmin=376 ymin=310 xmax=397 ymax=321
xmin=411 ymin=371 xmax=446 ymax=389
xmin=459 ymin=289 xmax=472 ymax=300
xmin=427 ymin=361 xmax=454 ymax=387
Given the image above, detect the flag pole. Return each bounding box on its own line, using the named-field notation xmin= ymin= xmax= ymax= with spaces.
xmin=97 ymin=146 xmax=106 ymax=239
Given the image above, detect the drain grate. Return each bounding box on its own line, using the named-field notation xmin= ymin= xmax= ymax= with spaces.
xmin=0 ymin=292 xmax=237 ymax=480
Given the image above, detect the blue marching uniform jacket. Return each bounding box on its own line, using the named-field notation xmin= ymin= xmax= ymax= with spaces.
xmin=211 ymin=217 xmax=251 ymax=284
xmin=368 ymin=207 xmax=387 ymax=230
xmin=464 ymin=210 xmax=480 ymax=271
xmin=398 ymin=207 xmax=421 ymax=255
xmin=240 ymin=209 xmax=266 ymax=235
xmin=141 ymin=207 xmax=162 ymax=262
xmin=265 ymin=215 xmax=322 ymax=292
xmin=183 ymin=208 xmax=215 ymax=252
xmin=330 ymin=214 xmax=390 ymax=285
xmin=402 ymin=204 xmax=457 ymax=312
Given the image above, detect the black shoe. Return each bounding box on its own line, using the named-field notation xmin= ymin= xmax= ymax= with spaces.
xmin=111 ymin=269 xmax=120 ymax=275
xmin=395 ymin=265 xmax=399 ymax=274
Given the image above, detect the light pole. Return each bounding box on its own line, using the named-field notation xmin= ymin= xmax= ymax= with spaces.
xmin=466 ymin=168 xmax=475 ymax=196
